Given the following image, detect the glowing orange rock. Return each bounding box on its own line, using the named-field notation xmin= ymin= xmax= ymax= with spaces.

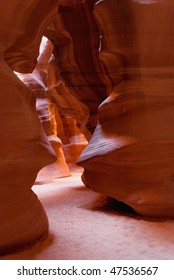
xmin=78 ymin=0 xmax=174 ymax=218
xmin=0 ymin=0 xmax=58 ymax=253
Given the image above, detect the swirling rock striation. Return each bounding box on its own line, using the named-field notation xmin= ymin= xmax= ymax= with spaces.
xmin=77 ymin=0 xmax=174 ymax=218
xmin=0 ymin=0 xmax=58 ymax=254
xmin=45 ymin=0 xmax=109 ymax=133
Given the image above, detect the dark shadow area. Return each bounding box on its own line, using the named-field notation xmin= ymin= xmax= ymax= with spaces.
xmin=74 ymin=186 xmax=172 ymax=223
xmin=0 ymin=233 xmax=55 ymax=260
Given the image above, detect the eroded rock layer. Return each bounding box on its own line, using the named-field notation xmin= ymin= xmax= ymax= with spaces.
xmin=45 ymin=0 xmax=108 ymax=133
xmin=77 ymin=0 xmax=174 ymax=218
xmin=0 ymin=0 xmax=58 ymax=253
xmin=1 ymin=0 xmax=174 ymax=255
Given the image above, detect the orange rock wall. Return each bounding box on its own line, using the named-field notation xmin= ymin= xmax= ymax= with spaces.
xmin=1 ymin=0 xmax=174 ymax=255
xmin=0 ymin=0 xmax=58 ymax=253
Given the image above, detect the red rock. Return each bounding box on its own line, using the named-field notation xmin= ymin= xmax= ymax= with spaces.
xmin=77 ymin=0 xmax=174 ymax=218
xmin=0 ymin=0 xmax=58 ymax=253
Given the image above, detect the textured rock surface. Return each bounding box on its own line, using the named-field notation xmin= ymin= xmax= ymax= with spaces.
xmin=77 ymin=0 xmax=174 ymax=218
xmin=1 ymin=0 xmax=174 ymax=256
xmin=16 ymin=37 xmax=71 ymax=181
xmin=45 ymin=0 xmax=108 ymax=133
xmin=0 ymin=0 xmax=58 ymax=253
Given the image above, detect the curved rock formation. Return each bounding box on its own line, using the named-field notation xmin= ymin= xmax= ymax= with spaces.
xmin=45 ymin=0 xmax=108 ymax=133
xmin=2 ymin=0 xmax=174 ymax=256
xmin=0 ymin=0 xmax=58 ymax=253
xmin=77 ymin=0 xmax=174 ymax=218
xmin=16 ymin=37 xmax=71 ymax=181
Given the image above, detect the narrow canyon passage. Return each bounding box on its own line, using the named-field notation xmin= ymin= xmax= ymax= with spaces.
xmin=2 ymin=0 xmax=174 ymax=257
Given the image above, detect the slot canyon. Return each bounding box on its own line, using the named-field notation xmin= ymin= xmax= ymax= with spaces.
xmin=1 ymin=0 xmax=174 ymax=259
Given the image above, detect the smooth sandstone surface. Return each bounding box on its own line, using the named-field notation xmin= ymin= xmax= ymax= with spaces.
xmin=77 ymin=0 xmax=174 ymax=218
xmin=0 ymin=0 xmax=58 ymax=253
xmin=1 ymin=0 xmax=174 ymax=256
xmin=16 ymin=37 xmax=71 ymax=180
xmin=45 ymin=0 xmax=108 ymax=133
